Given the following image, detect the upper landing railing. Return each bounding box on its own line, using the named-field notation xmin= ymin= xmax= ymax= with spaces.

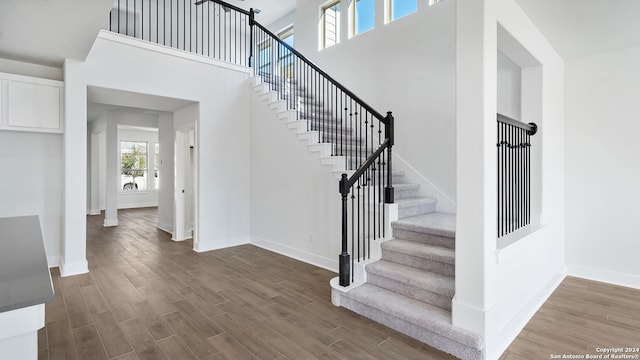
xmin=496 ymin=114 xmax=538 ymax=238
xmin=104 ymin=0 xmax=394 ymax=288
xmin=103 ymin=0 xmax=251 ymax=66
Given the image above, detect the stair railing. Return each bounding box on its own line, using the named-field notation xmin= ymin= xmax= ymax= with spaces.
xmin=496 ymin=113 xmax=538 ymax=238
xmin=104 ymin=0 xmax=394 ymax=288
xmin=247 ymin=9 xmax=394 ymax=287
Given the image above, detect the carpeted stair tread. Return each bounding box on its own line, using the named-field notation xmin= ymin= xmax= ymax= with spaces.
xmin=382 ymin=239 xmax=455 ymax=265
xmin=366 ymin=261 xmax=454 ymax=297
xmin=344 ymin=284 xmax=484 ymax=350
xmin=394 ymin=183 xmax=420 ymax=191
xmin=393 ymin=212 xmax=456 ymax=238
xmin=395 ymin=197 xmax=437 ymax=207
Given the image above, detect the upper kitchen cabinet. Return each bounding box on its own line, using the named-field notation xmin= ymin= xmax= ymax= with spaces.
xmin=1 ymin=72 xmax=64 ymax=134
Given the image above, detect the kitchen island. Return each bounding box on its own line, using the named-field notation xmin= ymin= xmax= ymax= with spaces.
xmin=0 ymin=216 xmax=54 ymax=360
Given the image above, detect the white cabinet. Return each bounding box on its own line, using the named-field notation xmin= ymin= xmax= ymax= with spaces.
xmin=0 ymin=73 xmax=64 ymax=134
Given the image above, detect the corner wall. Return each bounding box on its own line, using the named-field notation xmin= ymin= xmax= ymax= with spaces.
xmin=565 ymin=45 xmax=640 ymax=289
xmin=455 ymin=0 xmax=566 ymax=357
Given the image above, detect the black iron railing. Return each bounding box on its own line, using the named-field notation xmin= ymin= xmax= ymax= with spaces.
xmin=104 ymin=0 xmax=394 ymax=287
xmin=103 ymin=0 xmax=250 ymax=66
xmin=249 ymin=14 xmax=394 ymax=286
xmin=497 ymin=114 xmax=537 ymax=238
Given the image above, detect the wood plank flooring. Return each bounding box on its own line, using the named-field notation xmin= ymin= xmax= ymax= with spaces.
xmin=39 ymin=207 xmax=640 ymax=359
xmin=40 ymin=208 xmax=454 ymax=360
xmin=501 ymin=276 xmax=640 ymax=359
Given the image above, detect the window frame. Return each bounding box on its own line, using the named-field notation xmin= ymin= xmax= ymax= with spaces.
xmin=350 ymin=0 xmax=375 ymax=37
xmin=321 ymin=0 xmax=341 ymax=49
xmin=120 ymin=140 xmax=149 ymax=192
xmin=385 ymin=0 xmax=418 ymax=23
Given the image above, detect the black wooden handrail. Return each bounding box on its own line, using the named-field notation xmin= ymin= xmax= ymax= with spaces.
xmin=340 ymin=139 xmax=390 ymax=192
xmin=497 ymin=113 xmax=537 ymax=136
xmin=250 ymin=21 xmax=387 ymax=124
xmin=195 ymin=0 xmax=250 ymax=15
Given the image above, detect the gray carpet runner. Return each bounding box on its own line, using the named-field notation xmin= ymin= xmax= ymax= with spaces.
xmin=252 ymin=75 xmax=484 ymax=360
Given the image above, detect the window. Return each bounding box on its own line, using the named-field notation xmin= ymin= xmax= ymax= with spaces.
xmin=322 ymin=1 xmax=341 ymax=49
xmin=121 ymin=141 xmax=148 ymax=191
xmin=257 ymin=41 xmax=272 ymax=75
xmin=278 ymin=26 xmax=295 ymax=78
xmin=386 ymin=0 xmax=417 ymax=22
xmin=351 ymin=0 xmax=374 ymax=36
xmin=154 ymin=142 xmax=159 ymax=190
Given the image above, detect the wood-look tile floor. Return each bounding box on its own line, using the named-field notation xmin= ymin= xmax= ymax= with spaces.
xmin=500 ymin=277 xmax=640 ymax=360
xmin=39 ymin=207 xmax=456 ymax=360
xmin=39 ymin=207 xmax=640 ymax=360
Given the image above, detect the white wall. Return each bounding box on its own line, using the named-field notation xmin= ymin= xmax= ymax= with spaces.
xmin=294 ymin=0 xmax=457 ymax=207
xmin=62 ymin=31 xmax=251 ymax=274
xmin=497 ymin=51 xmax=521 ymax=119
xmin=0 ymin=132 xmax=63 ymax=267
xmin=250 ymin=86 xmax=341 ymax=271
xmin=455 ymin=0 xmax=566 ymax=358
xmin=565 ymin=45 xmax=640 ymax=289
xmin=156 ymin=112 xmax=175 ymax=233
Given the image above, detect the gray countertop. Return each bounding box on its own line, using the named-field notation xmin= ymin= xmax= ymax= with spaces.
xmin=0 ymin=216 xmax=55 ymax=313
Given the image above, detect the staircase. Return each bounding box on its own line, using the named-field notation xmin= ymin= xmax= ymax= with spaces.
xmin=251 ymin=74 xmax=484 ymax=360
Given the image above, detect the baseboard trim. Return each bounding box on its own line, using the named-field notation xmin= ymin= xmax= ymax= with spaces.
xmin=489 ymin=267 xmax=566 ymax=359
xmin=117 ymin=202 xmax=159 ymax=210
xmin=103 ymin=218 xmax=118 ymax=227
xmin=47 ymin=255 xmax=60 ymax=268
xmin=59 ymin=258 xmax=89 ymax=277
xmin=89 ymin=209 xmax=101 ymax=216
xmin=567 ymin=264 xmax=640 ymax=290
xmin=193 ymin=236 xmax=250 ymax=253
xmin=250 ymin=236 xmax=338 ymax=273
xmin=156 ymin=221 xmax=173 ymax=234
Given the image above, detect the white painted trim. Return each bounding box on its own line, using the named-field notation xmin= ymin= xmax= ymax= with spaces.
xmin=117 ymin=202 xmax=159 ymax=209
xmin=103 ymin=218 xmax=118 ymax=227
xmin=155 ymin=221 xmax=173 ymax=234
xmin=88 ymin=209 xmax=101 ymax=216
xmin=59 ymin=259 xmax=88 ymax=277
xmin=488 ymin=267 xmax=566 ymax=360
xmin=46 ymin=256 xmax=60 ymax=268
xmin=567 ymin=264 xmax=640 ymax=290
xmin=171 ymin=231 xmax=193 ymax=242
xmin=251 ymin=236 xmax=338 ymax=273
xmin=393 ymin=152 xmax=457 ymax=213
xmin=98 ymin=31 xmax=251 ymax=75
xmin=192 ymin=236 xmax=250 ymax=253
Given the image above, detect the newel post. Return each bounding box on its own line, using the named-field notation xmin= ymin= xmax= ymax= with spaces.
xmin=384 ymin=111 xmax=395 ymax=204
xmin=248 ymin=8 xmax=255 ymax=68
xmin=339 ymin=174 xmax=350 ymax=286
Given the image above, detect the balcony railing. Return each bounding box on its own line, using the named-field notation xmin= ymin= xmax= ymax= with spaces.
xmin=497 ymin=114 xmax=538 ymax=238
xmin=103 ymin=0 xmax=250 ymax=66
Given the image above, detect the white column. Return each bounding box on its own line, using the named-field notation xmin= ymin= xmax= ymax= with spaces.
xmin=104 ymin=117 xmax=118 ymax=227
xmin=452 ymin=0 xmax=498 ymax=335
xmin=89 ymin=132 xmax=101 ymax=215
xmin=61 ymin=59 xmax=88 ymax=277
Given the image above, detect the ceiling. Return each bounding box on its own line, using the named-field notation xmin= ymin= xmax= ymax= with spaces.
xmin=514 ymin=0 xmax=640 ymax=59
xmin=0 ymin=0 xmax=295 ymax=68
xmin=87 ymin=87 xmax=195 ymax=122
xmin=216 ymin=0 xmax=296 ymax=26
xmin=0 ymin=0 xmax=115 ymax=67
